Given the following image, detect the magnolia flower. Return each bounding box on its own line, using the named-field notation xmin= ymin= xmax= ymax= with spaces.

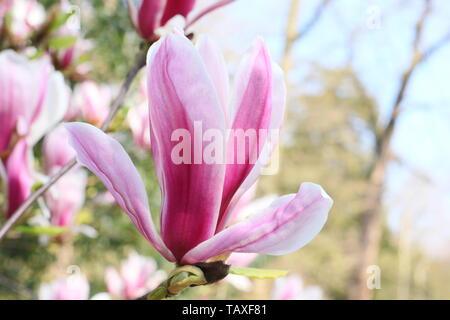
xmin=52 ymin=1 xmax=93 ymax=76
xmin=127 ymin=0 xmax=235 ymax=41
xmin=65 ymin=34 xmax=333 ymax=266
xmin=39 ymin=274 xmax=90 ymax=300
xmin=69 ymin=81 xmax=111 ymax=126
xmin=271 ymin=274 xmax=324 ymax=300
xmin=105 ymin=252 xmax=166 ymax=300
xmin=3 ymin=140 xmax=34 ymax=218
xmin=43 ymin=124 xmax=87 ymax=227
xmin=127 ymin=0 xmax=196 ymax=41
xmin=0 ymin=50 xmax=68 ymax=217
xmin=0 ymin=0 xmax=45 ymax=40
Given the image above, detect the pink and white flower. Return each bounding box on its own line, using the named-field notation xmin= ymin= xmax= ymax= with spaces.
xmin=127 ymin=77 xmax=151 ymax=150
xmin=271 ymin=274 xmax=324 ymax=300
xmin=39 ymin=273 xmax=90 ymax=300
xmin=0 ymin=50 xmax=68 ymax=217
xmin=105 ymin=252 xmax=166 ymax=300
xmin=127 ymin=0 xmax=236 ymax=41
xmin=64 ymin=33 xmax=333 ymax=265
xmin=69 ymin=81 xmax=111 ymax=126
xmin=127 ymin=0 xmax=197 ymax=41
xmin=0 ymin=0 xmax=45 ymax=40
xmin=42 ymin=124 xmax=87 ymax=227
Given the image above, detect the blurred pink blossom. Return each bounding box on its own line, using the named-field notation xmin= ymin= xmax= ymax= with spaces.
xmin=271 ymin=274 xmax=324 ymax=300
xmin=127 ymin=77 xmax=150 ymax=150
xmin=39 ymin=274 xmax=90 ymax=300
xmin=43 ymin=124 xmax=87 ymax=227
xmin=105 ymin=252 xmax=166 ymax=300
xmin=0 ymin=50 xmax=68 ymax=217
xmin=69 ymin=81 xmax=112 ymax=126
xmin=0 ymin=0 xmax=45 ymax=40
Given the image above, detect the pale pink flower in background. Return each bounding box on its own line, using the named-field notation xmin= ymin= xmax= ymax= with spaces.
xmin=69 ymin=81 xmax=111 ymax=126
xmin=105 ymin=252 xmax=166 ymax=300
xmin=0 ymin=0 xmax=45 ymax=40
xmin=0 ymin=50 xmax=68 ymax=217
xmin=3 ymin=140 xmax=34 ymax=219
xmin=271 ymin=274 xmax=324 ymax=300
xmin=53 ymin=1 xmax=93 ymax=75
xmin=127 ymin=102 xmax=151 ymax=150
xmin=65 ymin=33 xmax=333 ymax=265
xmin=42 ymin=125 xmax=87 ymax=227
xmin=39 ymin=274 xmax=90 ymax=300
xmin=127 ymin=77 xmax=151 ymax=150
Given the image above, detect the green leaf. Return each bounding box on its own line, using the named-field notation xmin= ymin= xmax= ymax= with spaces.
xmin=49 ymin=11 xmax=75 ymax=32
xmin=229 ymin=266 xmax=289 ymax=279
xmin=48 ymin=35 xmax=77 ymax=50
xmin=31 ymin=181 xmax=44 ymax=192
xmin=15 ymin=226 xmax=69 ymax=236
xmin=29 ymin=49 xmax=46 ymax=60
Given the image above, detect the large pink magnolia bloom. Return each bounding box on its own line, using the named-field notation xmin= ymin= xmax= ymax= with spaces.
xmin=0 ymin=50 xmax=68 ymax=217
xmin=65 ymin=34 xmax=333 ymax=264
xmin=39 ymin=274 xmax=90 ymax=300
xmin=43 ymin=124 xmax=87 ymax=227
xmin=105 ymin=252 xmax=166 ymax=300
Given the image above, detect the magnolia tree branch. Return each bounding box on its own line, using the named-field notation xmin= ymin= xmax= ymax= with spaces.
xmin=0 ymin=44 xmax=149 ymax=242
xmin=350 ymin=0 xmax=450 ymax=299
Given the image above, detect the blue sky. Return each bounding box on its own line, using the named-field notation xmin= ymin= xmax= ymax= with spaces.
xmin=194 ymin=0 xmax=450 ymax=258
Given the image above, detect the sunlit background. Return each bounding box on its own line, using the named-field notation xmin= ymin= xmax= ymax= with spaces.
xmin=0 ymin=0 xmax=449 ymax=300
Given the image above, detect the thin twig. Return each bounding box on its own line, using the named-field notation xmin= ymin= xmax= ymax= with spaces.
xmin=0 ymin=46 xmax=148 ymax=242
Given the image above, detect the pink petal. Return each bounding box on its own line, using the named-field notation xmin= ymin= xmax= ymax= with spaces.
xmin=196 ymin=35 xmax=230 ymax=124
xmin=28 ymin=71 xmax=69 ymax=146
xmin=64 ymin=122 xmax=174 ymax=262
xmin=105 ymin=266 xmax=124 ymax=298
xmin=219 ymin=62 xmax=286 ymax=230
xmin=136 ymin=0 xmax=165 ymax=40
xmin=0 ymin=50 xmax=51 ymax=152
xmin=43 ymin=124 xmax=75 ymax=171
xmin=160 ymin=0 xmax=196 ymax=26
xmin=127 ymin=102 xmax=151 ymax=150
xmin=5 ymin=139 xmax=34 ymax=218
xmin=72 ymin=81 xmax=111 ymax=126
xmin=216 ymin=38 xmax=277 ymax=231
xmin=46 ymin=168 xmax=87 ymax=227
xmin=182 ymin=183 xmax=333 ymax=264
xmin=146 ymin=33 xmax=226 ymax=260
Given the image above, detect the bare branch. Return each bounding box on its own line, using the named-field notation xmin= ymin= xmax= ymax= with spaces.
xmin=292 ymin=0 xmax=331 ymax=42
xmin=282 ymin=0 xmax=331 ymax=71
xmin=351 ymin=0 xmax=450 ymax=299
